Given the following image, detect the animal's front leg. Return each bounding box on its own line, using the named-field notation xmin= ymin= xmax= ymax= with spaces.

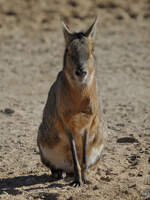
xmin=82 ymin=130 xmax=90 ymax=184
xmin=67 ymin=132 xmax=83 ymax=187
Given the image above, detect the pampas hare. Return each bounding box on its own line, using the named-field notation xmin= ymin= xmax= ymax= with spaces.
xmin=37 ymin=18 xmax=107 ymax=186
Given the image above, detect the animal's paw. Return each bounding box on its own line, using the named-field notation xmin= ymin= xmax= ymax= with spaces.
xmin=82 ymin=173 xmax=91 ymax=184
xmin=70 ymin=179 xmax=83 ymax=187
xmin=51 ymin=169 xmax=65 ymax=180
xmin=82 ymin=177 xmax=91 ymax=184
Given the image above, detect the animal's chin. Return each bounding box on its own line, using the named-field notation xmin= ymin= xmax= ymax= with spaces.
xmin=74 ymin=73 xmax=88 ymax=84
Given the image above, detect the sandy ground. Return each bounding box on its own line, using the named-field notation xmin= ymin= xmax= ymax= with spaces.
xmin=0 ymin=0 xmax=150 ymax=199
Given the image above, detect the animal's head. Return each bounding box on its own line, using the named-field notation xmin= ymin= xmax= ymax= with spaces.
xmin=62 ymin=18 xmax=98 ymax=86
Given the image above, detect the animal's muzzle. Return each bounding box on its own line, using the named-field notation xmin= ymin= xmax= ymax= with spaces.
xmin=75 ymin=68 xmax=87 ymax=78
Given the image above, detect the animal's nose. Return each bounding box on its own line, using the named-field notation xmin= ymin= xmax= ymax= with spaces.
xmin=75 ymin=68 xmax=87 ymax=77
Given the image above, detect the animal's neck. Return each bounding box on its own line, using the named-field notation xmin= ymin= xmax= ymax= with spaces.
xmin=62 ymin=70 xmax=97 ymax=102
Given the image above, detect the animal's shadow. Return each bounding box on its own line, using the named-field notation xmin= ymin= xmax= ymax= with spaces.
xmin=0 ymin=173 xmax=69 ymax=197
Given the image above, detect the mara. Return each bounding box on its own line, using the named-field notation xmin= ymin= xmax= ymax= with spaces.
xmin=37 ymin=18 xmax=107 ymax=187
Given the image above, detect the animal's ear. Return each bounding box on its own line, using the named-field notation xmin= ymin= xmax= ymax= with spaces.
xmin=84 ymin=17 xmax=99 ymax=39
xmin=62 ymin=21 xmax=73 ymax=45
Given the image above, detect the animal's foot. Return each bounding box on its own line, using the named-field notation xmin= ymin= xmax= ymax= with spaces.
xmin=51 ymin=169 xmax=65 ymax=180
xmin=70 ymin=179 xmax=83 ymax=187
xmin=82 ymin=177 xmax=91 ymax=184
xmin=82 ymin=172 xmax=91 ymax=184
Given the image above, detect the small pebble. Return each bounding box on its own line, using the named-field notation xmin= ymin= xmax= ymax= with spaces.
xmin=93 ymin=185 xmax=99 ymax=190
xmin=100 ymin=176 xmax=111 ymax=182
xmin=3 ymin=108 xmax=15 ymax=115
xmin=128 ymin=173 xmax=135 ymax=177
xmin=137 ymin=171 xmax=143 ymax=177
xmin=117 ymin=137 xmax=139 ymax=144
xmin=128 ymin=184 xmax=136 ymax=188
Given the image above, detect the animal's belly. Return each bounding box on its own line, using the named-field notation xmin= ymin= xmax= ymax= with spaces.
xmin=39 ymin=141 xmax=104 ymax=172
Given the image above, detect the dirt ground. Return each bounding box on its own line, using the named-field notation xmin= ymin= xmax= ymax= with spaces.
xmin=0 ymin=0 xmax=150 ymax=199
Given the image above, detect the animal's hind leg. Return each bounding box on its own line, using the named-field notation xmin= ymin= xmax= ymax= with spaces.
xmin=50 ymin=167 xmax=64 ymax=179
xmin=37 ymin=127 xmax=64 ymax=180
xmin=39 ymin=149 xmax=63 ymax=180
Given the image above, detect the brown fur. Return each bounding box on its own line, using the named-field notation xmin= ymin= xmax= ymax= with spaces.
xmin=37 ymin=19 xmax=107 ymax=185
